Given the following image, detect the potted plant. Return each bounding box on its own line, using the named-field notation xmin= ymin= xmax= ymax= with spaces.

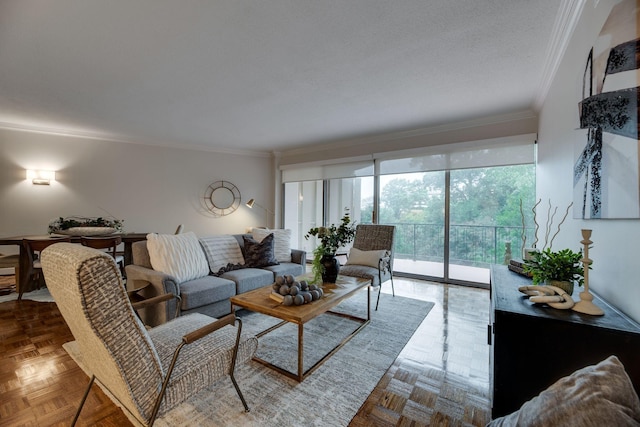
xmin=304 ymin=212 xmax=356 ymax=284
xmin=523 ymin=248 xmax=586 ymax=295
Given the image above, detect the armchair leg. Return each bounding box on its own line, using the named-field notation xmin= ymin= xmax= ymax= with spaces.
xmin=375 ymin=273 xmax=395 ymax=311
xmin=72 ymin=374 xmax=95 ymax=427
xmin=390 ymin=274 xmax=395 ymax=297
xmin=230 ymin=373 xmax=250 ymax=412
xmin=230 ymin=318 xmax=250 ymax=412
xmin=375 ymin=285 xmax=382 ymax=311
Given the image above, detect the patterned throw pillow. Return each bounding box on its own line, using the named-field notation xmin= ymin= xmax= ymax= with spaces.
xmin=146 ymin=232 xmax=209 ymax=283
xmin=243 ymin=234 xmax=279 ymax=268
xmin=199 ymin=235 xmax=245 ymax=273
xmin=252 ymin=228 xmax=292 ymax=263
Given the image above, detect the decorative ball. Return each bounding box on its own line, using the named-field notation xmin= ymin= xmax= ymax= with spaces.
xmin=285 ymin=275 xmax=295 ymax=284
xmin=300 ymin=280 xmax=309 ymax=290
xmin=317 ymin=288 xmax=324 ymax=298
xmin=308 ymin=284 xmax=318 ymax=291
xmin=289 ymin=285 xmax=300 ymax=296
xmin=272 ymin=283 xmax=281 ymax=292
xmin=293 ymin=294 xmax=305 ymax=305
xmin=310 ymin=290 xmax=320 ymax=301
xmin=302 ymin=292 xmax=312 ymax=303
xmin=275 ymin=276 xmax=285 ymax=285
xmin=283 ymin=295 xmax=293 ymax=306
xmin=279 ymin=284 xmax=290 ymax=295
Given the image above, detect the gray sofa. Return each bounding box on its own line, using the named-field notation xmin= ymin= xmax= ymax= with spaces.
xmin=125 ymin=233 xmax=306 ymax=326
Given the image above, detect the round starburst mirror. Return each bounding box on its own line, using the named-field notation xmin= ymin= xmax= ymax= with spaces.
xmin=203 ymin=181 xmax=241 ymax=217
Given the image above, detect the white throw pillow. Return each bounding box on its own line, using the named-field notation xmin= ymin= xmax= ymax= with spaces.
xmin=345 ymin=247 xmax=388 ymax=268
xmin=146 ymin=231 xmax=209 ymax=283
xmin=252 ymin=228 xmax=292 ymax=263
xmin=199 ymin=235 xmax=245 ymax=273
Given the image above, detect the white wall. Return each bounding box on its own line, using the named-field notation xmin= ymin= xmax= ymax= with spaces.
xmin=538 ymin=0 xmax=640 ymax=322
xmin=0 ymin=128 xmax=274 ymax=254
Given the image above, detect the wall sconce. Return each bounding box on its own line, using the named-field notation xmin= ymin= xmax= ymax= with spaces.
xmin=246 ymin=198 xmax=274 ymax=227
xmin=26 ymin=170 xmax=56 ymax=185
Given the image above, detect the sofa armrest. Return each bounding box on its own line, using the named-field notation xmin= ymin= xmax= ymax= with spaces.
xmin=291 ymin=249 xmax=306 ymax=266
xmin=125 ymin=264 xmax=180 ymax=326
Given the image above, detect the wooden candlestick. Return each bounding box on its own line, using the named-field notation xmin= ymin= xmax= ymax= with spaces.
xmin=572 ymin=229 xmax=604 ymax=315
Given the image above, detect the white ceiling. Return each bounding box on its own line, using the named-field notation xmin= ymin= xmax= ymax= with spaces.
xmin=0 ymin=1 xmax=568 ymax=154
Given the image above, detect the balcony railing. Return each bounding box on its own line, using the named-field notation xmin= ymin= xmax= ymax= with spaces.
xmin=389 ymin=222 xmax=535 ymax=268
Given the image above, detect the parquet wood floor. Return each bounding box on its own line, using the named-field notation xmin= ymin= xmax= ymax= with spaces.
xmin=0 ymin=278 xmax=490 ymax=426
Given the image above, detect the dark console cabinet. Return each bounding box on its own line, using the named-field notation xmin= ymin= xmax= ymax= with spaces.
xmin=489 ymin=264 xmax=640 ymax=418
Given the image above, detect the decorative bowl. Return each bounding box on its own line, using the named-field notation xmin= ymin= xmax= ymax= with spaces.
xmin=56 ymin=227 xmax=117 ymax=236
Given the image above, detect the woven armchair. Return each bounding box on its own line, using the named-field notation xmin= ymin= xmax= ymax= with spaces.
xmin=339 ymin=224 xmax=395 ymax=310
xmin=41 ymin=243 xmax=257 ymax=426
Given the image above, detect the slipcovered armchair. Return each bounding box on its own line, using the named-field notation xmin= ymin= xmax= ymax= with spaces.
xmin=339 ymin=224 xmax=395 ymax=310
xmin=41 ymin=243 xmax=258 ymax=426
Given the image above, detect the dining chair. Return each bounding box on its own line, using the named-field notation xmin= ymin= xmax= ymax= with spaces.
xmin=80 ymin=235 xmax=125 ymax=276
xmin=20 ymin=236 xmax=72 ymax=300
xmin=40 ymin=243 xmax=257 ymax=426
xmin=339 ymin=224 xmax=396 ymax=310
xmin=0 ymin=253 xmax=20 ymax=294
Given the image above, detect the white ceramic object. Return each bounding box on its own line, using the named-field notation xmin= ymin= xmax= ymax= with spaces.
xmin=56 ymin=227 xmax=116 ymax=236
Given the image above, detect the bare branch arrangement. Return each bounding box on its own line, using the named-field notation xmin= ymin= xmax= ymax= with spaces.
xmin=520 ymin=199 xmax=572 ymax=254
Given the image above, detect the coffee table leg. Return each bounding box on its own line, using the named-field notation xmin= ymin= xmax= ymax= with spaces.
xmin=298 ymin=323 xmax=304 ymax=381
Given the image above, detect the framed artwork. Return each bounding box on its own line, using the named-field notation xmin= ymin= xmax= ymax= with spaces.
xmin=574 ymin=0 xmax=640 ymax=219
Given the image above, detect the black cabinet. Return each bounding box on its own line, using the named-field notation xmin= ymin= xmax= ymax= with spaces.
xmin=489 ymin=264 xmax=640 ymax=418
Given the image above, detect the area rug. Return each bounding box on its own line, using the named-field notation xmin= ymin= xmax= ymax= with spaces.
xmin=155 ymin=290 xmax=434 ymax=426
xmin=0 ymin=287 xmax=53 ymax=303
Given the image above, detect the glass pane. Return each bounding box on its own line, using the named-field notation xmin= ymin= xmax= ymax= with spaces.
xmin=448 ymin=164 xmax=536 ymax=284
xmin=379 ymin=171 xmax=445 ymax=279
xmin=283 ymin=181 xmax=323 ymax=256
xmin=284 ymin=177 xmax=373 ymax=259
xmin=326 ymin=177 xmax=373 ymax=261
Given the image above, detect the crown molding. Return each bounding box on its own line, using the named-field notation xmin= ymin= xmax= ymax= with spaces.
xmin=280 ymin=110 xmax=537 ymax=158
xmin=533 ymin=0 xmax=587 ymax=110
xmin=0 ymin=121 xmax=272 ymax=158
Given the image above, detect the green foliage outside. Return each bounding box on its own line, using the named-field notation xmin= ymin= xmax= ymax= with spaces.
xmin=360 ymin=164 xmax=536 ymax=266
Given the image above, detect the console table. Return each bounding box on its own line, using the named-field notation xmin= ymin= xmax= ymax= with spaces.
xmin=489 ymin=264 xmax=640 ymax=418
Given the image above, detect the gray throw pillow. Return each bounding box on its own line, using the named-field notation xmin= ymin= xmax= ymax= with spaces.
xmin=243 ymin=234 xmax=279 ymax=268
xmin=487 ymin=355 xmax=640 ymax=427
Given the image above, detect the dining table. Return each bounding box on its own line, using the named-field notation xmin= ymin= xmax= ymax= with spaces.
xmin=0 ymin=232 xmax=149 ymax=297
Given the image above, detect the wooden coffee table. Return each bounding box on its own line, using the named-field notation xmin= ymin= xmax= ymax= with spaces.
xmin=230 ymin=274 xmax=371 ymax=382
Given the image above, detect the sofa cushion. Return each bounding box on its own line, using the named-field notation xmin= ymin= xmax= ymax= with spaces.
xmin=243 ymin=234 xmax=279 ymax=268
xmin=178 ymin=276 xmax=236 ymax=311
xmin=146 ymin=232 xmax=209 ymax=283
xmin=345 ymin=247 xmax=388 ymax=268
xmin=262 ymin=262 xmax=305 ymax=280
xmin=252 ymin=228 xmax=292 ymax=263
xmin=487 ymin=355 xmax=640 ymax=427
xmin=221 ymin=268 xmax=274 ymax=294
xmin=199 ymin=235 xmax=245 ymax=273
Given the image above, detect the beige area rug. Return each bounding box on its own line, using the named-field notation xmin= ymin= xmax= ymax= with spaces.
xmin=157 ymin=291 xmax=434 ymax=426
xmin=0 ymin=287 xmax=54 ymax=303
xmin=62 ymin=290 xmax=433 ymax=426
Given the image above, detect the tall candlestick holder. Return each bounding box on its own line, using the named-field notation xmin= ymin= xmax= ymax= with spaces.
xmin=572 ymin=229 xmax=604 ymax=315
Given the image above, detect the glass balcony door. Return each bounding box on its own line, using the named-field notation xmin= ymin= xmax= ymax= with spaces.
xmin=378 ymin=171 xmax=446 ymax=280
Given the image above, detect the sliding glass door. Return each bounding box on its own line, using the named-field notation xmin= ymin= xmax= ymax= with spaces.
xmin=378 ymin=171 xmax=445 ymax=279
xmin=284 ymin=176 xmax=373 ymax=258
xmin=448 ymin=164 xmax=536 ymax=284
xmin=281 ymin=134 xmax=536 ymax=287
